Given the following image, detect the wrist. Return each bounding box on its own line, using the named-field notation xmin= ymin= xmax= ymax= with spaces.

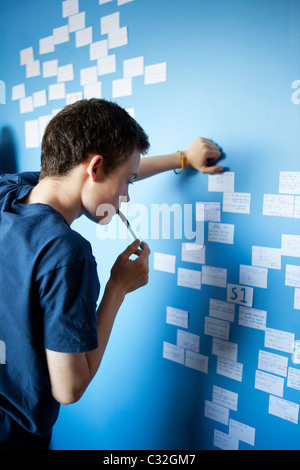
xmin=106 ymin=277 xmax=126 ymax=303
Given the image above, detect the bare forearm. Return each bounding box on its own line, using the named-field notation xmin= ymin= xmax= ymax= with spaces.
xmin=84 ymin=279 xmax=125 ymax=380
xmin=136 ymin=152 xmax=184 ymax=181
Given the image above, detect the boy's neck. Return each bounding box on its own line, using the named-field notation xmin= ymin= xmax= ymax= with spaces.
xmin=22 ymin=172 xmax=83 ymax=225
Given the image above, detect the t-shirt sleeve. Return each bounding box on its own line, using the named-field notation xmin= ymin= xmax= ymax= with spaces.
xmin=38 ymin=258 xmax=100 ymax=353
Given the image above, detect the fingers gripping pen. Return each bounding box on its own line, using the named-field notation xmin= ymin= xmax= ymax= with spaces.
xmin=117 ymin=210 xmax=144 ymax=250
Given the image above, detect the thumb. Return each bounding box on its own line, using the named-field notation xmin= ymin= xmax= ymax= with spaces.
xmin=120 ymin=239 xmax=141 ymax=260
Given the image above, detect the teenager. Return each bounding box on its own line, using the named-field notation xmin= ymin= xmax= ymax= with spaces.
xmin=0 ymin=98 xmax=222 ymax=449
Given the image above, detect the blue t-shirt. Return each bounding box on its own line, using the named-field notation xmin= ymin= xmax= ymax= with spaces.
xmin=0 ymin=172 xmax=100 ymax=449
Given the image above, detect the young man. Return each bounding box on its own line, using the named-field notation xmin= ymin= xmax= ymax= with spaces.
xmin=0 ymin=99 xmax=223 ymax=449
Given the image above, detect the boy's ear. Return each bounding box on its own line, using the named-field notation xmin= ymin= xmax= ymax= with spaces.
xmin=86 ymin=154 xmax=104 ymax=181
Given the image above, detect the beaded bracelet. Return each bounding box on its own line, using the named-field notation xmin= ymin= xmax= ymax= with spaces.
xmin=174 ymin=150 xmax=184 ymax=175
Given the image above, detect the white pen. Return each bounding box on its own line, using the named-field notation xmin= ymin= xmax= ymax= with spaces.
xmin=118 ymin=210 xmax=144 ymax=250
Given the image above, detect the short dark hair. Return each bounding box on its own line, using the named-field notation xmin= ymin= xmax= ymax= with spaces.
xmin=40 ymin=99 xmax=150 ymax=179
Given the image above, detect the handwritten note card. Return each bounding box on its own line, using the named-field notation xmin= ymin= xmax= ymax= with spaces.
xmin=166 ymin=306 xmax=188 ymax=329
xmin=239 ymin=265 xmax=268 ymax=289
xmin=177 ymin=268 xmax=201 ymax=290
xmin=264 ymin=328 xmax=295 ymax=354
xmin=281 ymin=234 xmax=300 ymax=257
xmin=238 ymin=306 xmax=267 ymax=330
xmin=279 ymin=171 xmax=300 ymax=194
xmin=209 ymin=298 xmax=235 ymax=322
xmin=208 ymin=222 xmax=234 ymax=244
xmin=263 ymin=194 xmax=294 ymax=217
xmin=258 ymin=350 xmax=288 ymax=377
xmin=223 ymin=192 xmax=251 ymax=214
xmin=252 ymin=246 xmax=281 ymax=270
xmin=185 ymin=350 xmax=208 ymax=373
xmin=208 ymin=172 xmax=235 ymax=192
xmin=163 ymin=342 xmax=184 ymax=365
xmin=202 ymin=265 xmax=227 ymax=288
xmin=268 ymin=395 xmax=299 ymax=424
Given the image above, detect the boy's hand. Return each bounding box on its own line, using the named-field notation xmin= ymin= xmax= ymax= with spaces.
xmin=110 ymin=240 xmax=150 ymax=296
xmin=184 ymin=137 xmax=224 ymax=174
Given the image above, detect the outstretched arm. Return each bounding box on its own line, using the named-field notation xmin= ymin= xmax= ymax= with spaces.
xmin=136 ymin=137 xmax=224 ymax=181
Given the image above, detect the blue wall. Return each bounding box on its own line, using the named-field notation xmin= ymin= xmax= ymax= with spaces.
xmin=1 ymin=0 xmax=300 ymax=450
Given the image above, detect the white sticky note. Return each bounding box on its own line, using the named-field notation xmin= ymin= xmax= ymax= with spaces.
xmin=101 ymin=12 xmax=120 ymax=34
xmin=12 ymin=84 xmax=25 ymax=101
xmin=49 ymin=83 xmax=66 ymax=100
xmin=99 ymin=0 xmax=114 ymax=4
xmin=144 ymin=62 xmax=167 ymax=85
xmin=209 ymin=298 xmax=235 ymax=322
xmin=255 ymin=370 xmax=284 ymax=397
xmin=294 ymin=196 xmax=300 ymax=218
xmin=123 ymin=56 xmax=144 ymax=78
xmin=185 ymin=350 xmax=208 ymax=373
xmin=80 ymin=66 xmax=98 ymax=86
xmin=33 ymin=90 xmax=47 ymax=108
xmin=177 ymin=330 xmax=200 ymax=353
xmin=214 ymin=429 xmax=239 ymax=451
xmin=177 ymin=267 xmax=201 ymax=290
xmin=292 ymin=340 xmax=300 ymax=364
xmin=227 ymin=283 xmax=254 ymax=307
xmin=108 ymin=26 xmax=128 ymax=49
xmin=252 ymin=246 xmax=281 ymax=270
xmin=238 ymin=306 xmax=266 ymax=330
xmin=43 ymin=59 xmax=58 ymax=78
xmin=62 ymin=0 xmax=79 ymax=18
xmin=196 ymin=202 xmax=221 ymax=222
xmin=76 ymin=26 xmax=93 ymax=48
xmin=202 ymin=265 xmax=227 ymax=288
xmin=282 ymin=234 xmax=300 ymax=257
xmin=112 ymin=77 xmax=132 ymax=97
xmin=98 ymin=55 xmax=116 ymax=75
xmin=39 ymin=36 xmax=55 ymax=55
xmin=208 ymin=222 xmax=234 ymax=244
xmin=294 ymin=288 xmax=300 ymax=310
xmin=212 ymin=385 xmax=238 ymax=412
xmin=205 ymin=400 xmax=229 ymax=426
xmin=265 ymin=328 xmax=295 ymax=354
xmin=181 ymin=243 xmax=205 ymax=264
xmin=229 ymin=419 xmax=255 ymax=446
xmin=208 ymin=172 xmax=235 ymax=192
xmin=53 ymin=25 xmax=69 ymax=45
xmin=26 ymin=60 xmax=40 ymax=78
xmin=68 ymin=12 xmax=85 ymax=32
xmin=204 ymin=317 xmax=230 ymax=341
xmin=212 ymin=337 xmax=238 ymax=362
xmin=217 ymin=356 xmax=243 ymax=382
xmin=163 ymin=342 xmax=184 ymax=365
xmin=239 ymin=264 xmax=268 ymax=289
xmin=84 ymin=82 xmax=102 ymax=99
xmin=223 ymin=192 xmax=251 ymax=214
xmin=57 ymin=64 xmax=74 ymax=82
xmin=166 ymin=306 xmax=188 ymax=329
xmin=90 ymin=40 xmax=108 ymax=60
xmin=285 ymin=264 xmax=300 ymax=288
xmin=118 ymin=0 xmax=134 ymax=4
xmin=279 ymin=171 xmax=300 ymax=194
xmin=268 ymin=395 xmax=299 ymax=424
xmin=258 ymin=350 xmax=288 ymax=377
xmin=287 ymin=367 xmax=300 ymax=391
xmin=20 ymin=97 xmax=33 ymax=114
xmin=20 ymin=46 xmax=34 ymax=65
xmin=153 ymin=252 xmax=176 ymax=274
xmin=263 ymin=194 xmax=294 ymax=217
xmin=25 ymin=120 xmax=39 ymax=148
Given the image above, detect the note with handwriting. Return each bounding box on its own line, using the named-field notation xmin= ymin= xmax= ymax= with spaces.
xmin=217 ymin=356 xmax=243 ymax=382
xmin=223 ymin=192 xmax=251 ymax=214
xmin=239 ymin=264 xmax=268 ymax=289
xmin=229 ymin=419 xmax=255 ymax=446
xmin=212 ymin=337 xmax=238 ymax=362
xmin=162 ymin=342 xmax=184 ymax=365
xmin=208 ymin=222 xmax=234 ymax=244
xmin=181 ymin=243 xmax=205 ymax=264
xmin=252 ymin=246 xmax=281 ymax=270
xmin=214 ymin=429 xmax=239 ymax=451
xmin=166 ymin=306 xmax=188 ymax=329
xmin=263 ymin=194 xmax=294 ymax=217
xmin=153 ymin=252 xmax=176 ymax=273
xmin=185 ymin=350 xmax=208 ymax=373
xmin=196 ymin=202 xmax=221 ymax=222
xmin=209 ymin=298 xmax=235 ymax=322
xmin=212 ymin=385 xmax=238 ymax=411
xmin=202 ymin=265 xmax=227 ymax=288
xmin=177 ymin=329 xmax=200 ymax=353
xmin=177 ymin=267 xmax=201 ymax=290
xmin=208 ymin=172 xmax=235 ymax=192
xmin=204 ymin=400 xmax=229 ymax=425
xmin=238 ymin=306 xmax=267 ymax=330
xmin=287 ymin=367 xmax=300 ymax=391
xmin=205 ymin=317 xmax=230 ymax=340
xmin=268 ymin=395 xmax=299 ymax=424
xmin=281 ymin=234 xmax=300 ymax=257
xmin=264 ymin=327 xmax=295 ymax=353
xmin=285 ymin=264 xmax=300 ymax=288
xmin=255 ymin=370 xmax=284 ymax=397
xmin=258 ymin=350 xmax=288 ymax=377
xmin=279 ymin=171 xmax=300 ymax=194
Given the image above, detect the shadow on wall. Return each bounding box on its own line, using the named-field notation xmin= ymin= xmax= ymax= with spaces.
xmin=0 ymin=127 xmax=18 ymax=174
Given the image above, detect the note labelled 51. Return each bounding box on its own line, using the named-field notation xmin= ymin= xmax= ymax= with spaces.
xmin=227 ymin=283 xmax=253 ymax=307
